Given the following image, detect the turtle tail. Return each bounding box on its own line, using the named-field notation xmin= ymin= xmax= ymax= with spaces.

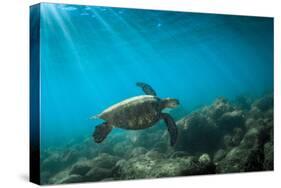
xmin=93 ymin=122 xmax=112 ymax=143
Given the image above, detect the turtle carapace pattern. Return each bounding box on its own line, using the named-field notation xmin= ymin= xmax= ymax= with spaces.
xmin=91 ymin=82 xmax=179 ymax=146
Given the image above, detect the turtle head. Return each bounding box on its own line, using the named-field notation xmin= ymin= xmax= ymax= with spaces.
xmin=162 ymin=98 xmax=180 ymax=109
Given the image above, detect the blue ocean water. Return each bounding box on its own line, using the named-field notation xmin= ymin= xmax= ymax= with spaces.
xmin=39 ymin=3 xmax=273 ymax=149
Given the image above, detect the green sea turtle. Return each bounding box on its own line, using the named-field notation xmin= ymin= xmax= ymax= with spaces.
xmin=91 ymin=82 xmax=179 ymax=146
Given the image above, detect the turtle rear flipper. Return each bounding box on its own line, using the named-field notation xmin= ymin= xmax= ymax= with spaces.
xmin=93 ymin=122 xmax=112 ymax=143
xmin=161 ymin=113 xmax=178 ymax=146
xmin=136 ymin=82 xmax=157 ymax=96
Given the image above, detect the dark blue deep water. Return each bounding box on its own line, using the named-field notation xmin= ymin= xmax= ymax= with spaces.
xmin=39 ymin=3 xmax=273 ymax=172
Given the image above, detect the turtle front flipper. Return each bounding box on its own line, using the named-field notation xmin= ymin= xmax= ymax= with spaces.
xmin=136 ymin=82 xmax=157 ymax=96
xmin=160 ymin=113 xmax=178 ymax=146
xmin=93 ymin=122 xmax=112 ymax=143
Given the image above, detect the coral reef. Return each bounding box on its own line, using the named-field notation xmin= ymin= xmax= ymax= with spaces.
xmin=40 ymin=94 xmax=273 ymax=184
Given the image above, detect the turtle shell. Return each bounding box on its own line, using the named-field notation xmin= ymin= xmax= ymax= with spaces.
xmin=98 ymin=95 xmax=162 ymax=129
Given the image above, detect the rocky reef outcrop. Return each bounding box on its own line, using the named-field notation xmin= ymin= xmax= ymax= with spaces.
xmin=40 ymin=94 xmax=273 ymax=184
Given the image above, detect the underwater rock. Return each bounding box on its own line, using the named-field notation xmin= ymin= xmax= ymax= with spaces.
xmin=41 ymin=171 xmax=52 ymax=184
xmin=244 ymin=120 xmax=273 ymax=171
xmin=222 ymin=128 xmax=244 ymax=149
xmin=85 ymin=167 xmax=113 ymax=181
xmin=217 ymin=110 xmax=245 ymax=131
xmin=219 ymin=141 xmax=255 ymax=173
xmin=145 ymin=150 xmax=164 ymax=159
xmin=223 ymin=134 xmax=233 ymax=149
xmin=41 ymin=152 xmax=65 ymax=174
xmin=264 ymin=109 xmax=274 ymax=121
xmin=205 ymin=97 xmax=234 ymax=120
xmin=244 ymin=147 xmax=264 ymax=172
xmin=157 ymin=130 xmax=178 ymax=154
xmin=112 ymin=159 xmax=127 ymax=175
xmin=112 ymin=140 xmax=134 ymax=157
xmin=196 ymin=153 xmax=216 ymax=175
xmin=240 ymin=127 xmax=260 ymax=149
xmin=49 ymin=168 xmax=72 ymax=184
xmin=115 ymin=156 xmax=177 ymax=179
xmin=70 ymin=160 xmax=91 ymax=176
xmin=248 ymin=107 xmax=263 ymax=120
xmin=244 ymin=118 xmax=257 ymax=129
xmin=129 ymin=147 xmax=148 ymax=158
xmin=59 ymin=174 xmax=83 ymax=184
xmin=248 ymin=95 xmax=273 ymax=120
xmin=213 ymin=149 xmax=226 ymax=163
xmin=252 ymin=95 xmax=273 ymax=112
xmin=168 ymin=151 xmax=190 ymax=159
xmin=78 ymin=138 xmax=103 ymax=158
xmin=244 ymin=117 xmax=271 ymax=131
xmin=263 ymin=141 xmax=273 ymax=170
xmin=114 ymin=152 xmax=215 ymax=180
xmin=41 ymin=147 xmax=85 ymax=183
xmin=66 ymin=153 xmax=119 ymax=181
xmin=175 ymin=97 xmax=248 ymax=155
xmin=101 ymin=178 xmax=115 ymax=181
xmin=41 ymin=94 xmax=273 ymax=184
xmin=132 ymin=128 xmax=166 ymax=150
xmin=216 ymin=146 xmax=250 ymax=173
xmin=90 ymin=153 xmax=120 ymax=169
xmin=231 ymin=128 xmax=244 ymax=146
xmin=217 ymin=109 xmax=273 ymax=173
xmin=152 ymin=138 xmax=171 ymax=154
xmin=176 ymin=112 xmax=220 ymax=154
xmin=62 ymin=149 xmax=80 ymax=166
xmin=198 ymin=153 xmax=211 ymax=166
xmin=234 ymin=95 xmax=252 ymax=111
